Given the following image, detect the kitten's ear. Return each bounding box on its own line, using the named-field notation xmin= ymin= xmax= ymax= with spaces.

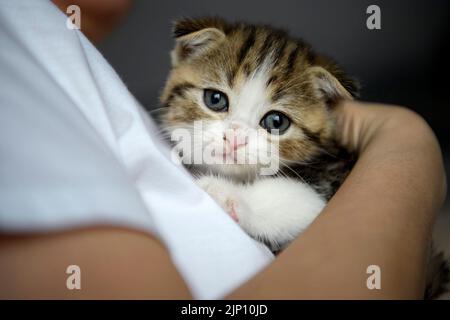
xmin=308 ymin=66 xmax=359 ymax=105
xmin=171 ymin=18 xmax=226 ymax=66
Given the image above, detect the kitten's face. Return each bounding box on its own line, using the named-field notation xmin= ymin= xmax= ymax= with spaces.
xmin=160 ymin=18 xmax=356 ymax=179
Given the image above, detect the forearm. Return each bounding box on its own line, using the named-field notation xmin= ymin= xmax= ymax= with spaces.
xmin=0 ymin=227 xmax=192 ymax=299
xmin=227 ymin=102 xmax=446 ymax=299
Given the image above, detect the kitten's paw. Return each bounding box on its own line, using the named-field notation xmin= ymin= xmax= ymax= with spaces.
xmin=196 ymin=176 xmax=248 ymax=223
xmin=222 ymin=194 xmax=252 ymax=223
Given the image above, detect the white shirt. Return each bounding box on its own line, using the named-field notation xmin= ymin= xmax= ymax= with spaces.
xmin=0 ymin=0 xmax=273 ymax=299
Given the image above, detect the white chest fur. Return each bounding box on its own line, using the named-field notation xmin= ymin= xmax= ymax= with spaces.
xmin=197 ymin=175 xmax=326 ymax=251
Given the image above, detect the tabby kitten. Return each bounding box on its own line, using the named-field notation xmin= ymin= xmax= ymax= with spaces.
xmin=160 ymin=16 xmax=356 ymax=247
xmin=158 ymin=17 xmax=448 ymax=298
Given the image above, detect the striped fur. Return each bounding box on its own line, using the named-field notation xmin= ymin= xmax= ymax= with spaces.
xmin=161 ymin=17 xmax=359 ymax=168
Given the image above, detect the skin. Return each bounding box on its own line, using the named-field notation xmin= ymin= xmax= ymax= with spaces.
xmin=0 ymin=101 xmax=446 ymax=299
xmin=52 ymin=0 xmax=133 ymax=42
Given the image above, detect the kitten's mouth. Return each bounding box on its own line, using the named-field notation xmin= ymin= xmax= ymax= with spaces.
xmin=196 ymin=145 xmax=276 ymax=179
xmin=208 ymin=150 xmax=238 ymax=164
xmin=213 ymin=145 xmax=246 ymax=164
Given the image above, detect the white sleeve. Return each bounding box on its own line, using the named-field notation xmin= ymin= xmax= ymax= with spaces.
xmin=0 ymin=1 xmax=155 ymax=234
xmin=0 ymin=0 xmax=273 ymax=299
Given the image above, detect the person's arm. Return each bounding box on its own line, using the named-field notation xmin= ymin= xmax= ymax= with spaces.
xmin=0 ymin=227 xmax=191 ymax=299
xmin=0 ymin=101 xmax=445 ymax=299
xmin=228 ymin=101 xmax=446 ymax=299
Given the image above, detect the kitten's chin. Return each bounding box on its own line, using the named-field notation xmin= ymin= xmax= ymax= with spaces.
xmin=195 ymin=163 xmax=262 ymax=182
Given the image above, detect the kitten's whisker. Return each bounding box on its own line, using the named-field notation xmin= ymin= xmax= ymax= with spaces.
xmin=278 ymin=158 xmax=307 ymax=184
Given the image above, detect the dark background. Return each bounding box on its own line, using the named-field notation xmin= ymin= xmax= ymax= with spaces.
xmin=96 ymin=0 xmax=450 ymax=251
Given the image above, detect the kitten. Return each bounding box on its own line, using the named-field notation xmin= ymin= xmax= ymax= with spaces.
xmin=157 ymin=17 xmax=448 ymax=298
xmin=160 ymin=17 xmax=356 ymax=249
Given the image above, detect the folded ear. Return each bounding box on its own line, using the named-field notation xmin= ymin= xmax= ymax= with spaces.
xmin=308 ymin=66 xmax=359 ymax=106
xmin=171 ymin=19 xmax=226 ymax=66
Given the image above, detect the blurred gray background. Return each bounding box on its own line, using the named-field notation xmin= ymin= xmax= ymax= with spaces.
xmin=96 ymin=0 xmax=450 ymax=253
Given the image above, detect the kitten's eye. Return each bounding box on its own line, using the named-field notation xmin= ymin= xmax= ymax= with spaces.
xmin=203 ymin=89 xmax=228 ymax=112
xmin=260 ymin=111 xmax=291 ymax=135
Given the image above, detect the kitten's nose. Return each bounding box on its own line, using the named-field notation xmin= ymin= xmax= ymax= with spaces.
xmin=224 ymin=123 xmax=248 ymax=151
